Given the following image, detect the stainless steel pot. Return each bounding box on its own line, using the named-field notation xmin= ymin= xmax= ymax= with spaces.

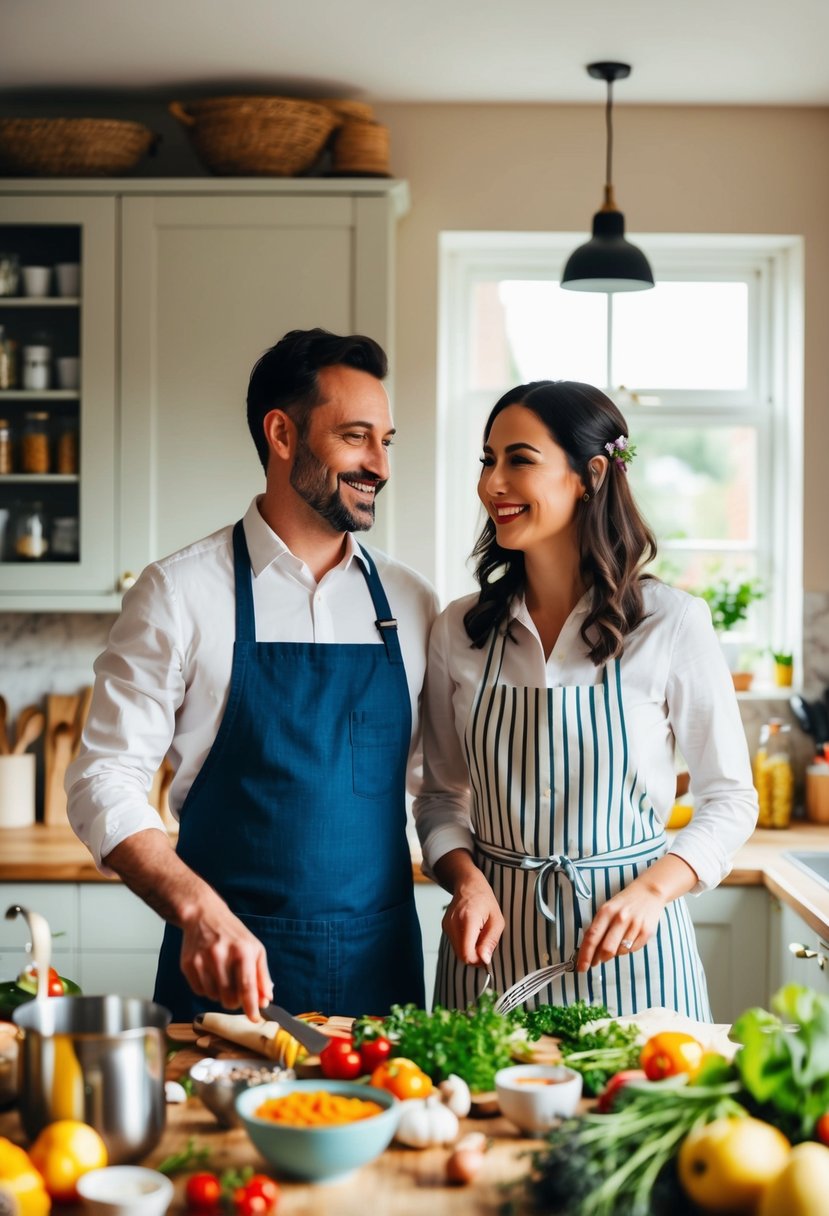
xmin=13 ymin=995 xmax=170 ymax=1163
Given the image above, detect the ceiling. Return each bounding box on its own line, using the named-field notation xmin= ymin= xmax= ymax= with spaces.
xmin=4 ymin=0 xmax=826 ymax=106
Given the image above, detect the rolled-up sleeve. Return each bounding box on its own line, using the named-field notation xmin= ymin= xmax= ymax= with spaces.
xmin=65 ymin=563 xmax=184 ymax=874
xmin=664 ymin=596 xmax=759 ymax=891
xmin=412 ymin=610 xmax=475 ymax=877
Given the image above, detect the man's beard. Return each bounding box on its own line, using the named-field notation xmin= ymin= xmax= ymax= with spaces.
xmin=290 ymin=436 xmax=385 ymax=533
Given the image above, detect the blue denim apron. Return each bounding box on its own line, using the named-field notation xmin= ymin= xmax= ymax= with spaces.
xmin=154 ymin=521 xmax=424 ymax=1019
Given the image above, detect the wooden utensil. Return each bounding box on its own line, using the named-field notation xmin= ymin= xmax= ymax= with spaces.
xmin=12 ymin=709 xmax=44 ymax=755
xmin=0 ymin=695 xmax=10 ymax=755
xmin=12 ymin=705 xmax=41 ymax=749
xmin=70 ymin=685 xmax=93 ymax=762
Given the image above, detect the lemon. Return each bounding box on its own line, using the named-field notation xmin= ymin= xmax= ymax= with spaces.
xmin=758 ymin=1142 xmax=829 ymax=1216
xmin=678 ymin=1116 xmax=790 ymax=1214
xmin=29 ymin=1121 xmax=107 ymax=1203
xmin=667 ymin=800 xmax=694 ymax=829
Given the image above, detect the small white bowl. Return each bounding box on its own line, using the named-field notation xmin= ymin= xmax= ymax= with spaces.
xmin=495 ymin=1063 xmax=583 ymax=1133
xmin=76 ymin=1167 xmax=173 ymax=1216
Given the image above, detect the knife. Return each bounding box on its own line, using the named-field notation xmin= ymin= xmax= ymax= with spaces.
xmin=259 ymin=1004 xmax=330 ymax=1055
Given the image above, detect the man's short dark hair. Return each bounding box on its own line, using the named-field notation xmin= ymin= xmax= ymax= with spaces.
xmin=246 ymin=328 xmax=388 ymax=471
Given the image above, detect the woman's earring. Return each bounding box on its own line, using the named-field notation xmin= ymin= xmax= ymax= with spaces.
xmin=582 ymin=491 xmax=591 ymax=502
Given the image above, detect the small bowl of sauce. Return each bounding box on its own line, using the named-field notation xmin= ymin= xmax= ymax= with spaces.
xmin=495 ymin=1064 xmax=582 ymax=1133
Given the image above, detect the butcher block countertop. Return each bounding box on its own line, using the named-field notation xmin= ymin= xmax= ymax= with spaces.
xmin=0 ymin=1032 xmax=542 ymax=1216
xmin=2 ymin=822 xmax=829 ymax=940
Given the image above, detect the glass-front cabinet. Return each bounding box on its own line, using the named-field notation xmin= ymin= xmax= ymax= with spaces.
xmin=0 ymin=195 xmax=117 ymax=605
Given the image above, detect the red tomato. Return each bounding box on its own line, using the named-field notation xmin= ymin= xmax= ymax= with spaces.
xmin=21 ymin=963 xmax=64 ymax=997
xmin=185 ymin=1172 xmax=222 ymax=1210
xmin=596 ymin=1069 xmax=648 ymax=1113
xmin=319 ymin=1036 xmax=363 ymax=1080
xmin=640 ymin=1032 xmax=704 ymax=1081
xmin=233 ymin=1175 xmax=280 ymax=1216
xmin=816 ymin=1113 xmax=829 ymax=1145
xmin=358 ymin=1035 xmax=393 ymax=1072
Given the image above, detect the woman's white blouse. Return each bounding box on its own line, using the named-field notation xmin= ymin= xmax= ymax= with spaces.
xmin=413 ymin=580 xmax=759 ymax=893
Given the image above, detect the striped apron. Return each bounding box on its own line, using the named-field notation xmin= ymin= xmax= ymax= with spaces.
xmin=434 ymin=627 xmax=711 ymax=1019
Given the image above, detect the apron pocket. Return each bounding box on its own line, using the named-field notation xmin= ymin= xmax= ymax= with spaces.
xmin=349 ymin=710 xmax=403 ymax=799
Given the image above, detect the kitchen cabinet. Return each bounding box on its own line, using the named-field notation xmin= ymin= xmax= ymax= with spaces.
xmin=0 ymin=180 xmax=407 ymax=610
xmin=768 ymin=894 xmax=829 ymax=997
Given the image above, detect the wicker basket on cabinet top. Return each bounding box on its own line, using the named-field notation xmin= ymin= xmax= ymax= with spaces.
xmin=0 ymin=118 xmax=156 ymax=176
xmin=329 ymin=120 xmax=391 ymax=177
xmin=169 ymin=96 xmax=339 ymax=176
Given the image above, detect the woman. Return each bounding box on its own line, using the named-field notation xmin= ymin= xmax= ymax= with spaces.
xmin=414 ymin=381 xmax=758 ymax=1018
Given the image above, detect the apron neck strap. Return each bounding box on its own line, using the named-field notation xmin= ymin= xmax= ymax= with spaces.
xmin=356 ymin=544 xmax=404 ymax=665
xmin=232 ymin=521 xmax=256 ymax=642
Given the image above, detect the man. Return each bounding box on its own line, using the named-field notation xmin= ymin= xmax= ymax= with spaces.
xmin=67 ymin=328 xmax=438 ymax=1021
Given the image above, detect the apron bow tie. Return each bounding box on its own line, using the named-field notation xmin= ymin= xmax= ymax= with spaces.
xmin=519 ymin=853 xmax=592 ymax=922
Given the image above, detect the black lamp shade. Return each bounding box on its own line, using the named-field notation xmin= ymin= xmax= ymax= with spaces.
xmin=561 ymin=209 xmax=654 ymax=293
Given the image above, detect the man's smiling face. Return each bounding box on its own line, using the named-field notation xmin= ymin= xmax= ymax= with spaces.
xmin=289 ymin=364 xmax=394 ymax=533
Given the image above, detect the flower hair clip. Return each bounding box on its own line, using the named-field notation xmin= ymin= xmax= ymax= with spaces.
xmin=604 ymin=434 xmax=636 ymax=472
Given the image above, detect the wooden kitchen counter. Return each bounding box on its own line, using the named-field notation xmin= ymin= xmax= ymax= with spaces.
xmin=3 ymin=821 xmax=829 ymax=940
xmin=0 ymin=1037 xmax=541 ymax=1216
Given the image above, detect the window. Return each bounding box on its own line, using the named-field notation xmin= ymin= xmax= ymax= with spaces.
xmin=437 ymin=233 xmax=804 ymax=674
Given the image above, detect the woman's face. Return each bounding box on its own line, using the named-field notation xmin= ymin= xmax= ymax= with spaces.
xmin=477 ymin=404 xmax=586 ymax=552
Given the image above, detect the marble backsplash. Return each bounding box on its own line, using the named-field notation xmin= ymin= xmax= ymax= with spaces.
xmin=1 ymin=590 xmax=828 ymax=802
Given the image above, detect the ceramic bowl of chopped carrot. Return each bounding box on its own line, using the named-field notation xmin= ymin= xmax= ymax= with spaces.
xmin=235 ymin=1079 xmax=399 ymax=1182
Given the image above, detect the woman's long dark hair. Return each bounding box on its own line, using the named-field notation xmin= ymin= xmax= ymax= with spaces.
xmin=463 ymin=380 xmax=657 ymax=665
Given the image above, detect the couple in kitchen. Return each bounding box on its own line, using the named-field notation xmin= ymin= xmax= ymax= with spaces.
xmin=66 ymin=328 xmax=758 ymax=1024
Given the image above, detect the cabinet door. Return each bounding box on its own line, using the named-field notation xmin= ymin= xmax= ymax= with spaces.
xmin=119 ymin=194 xmax=394 ymax=572
xmin=769 ymin=897 xmax=829 ymax=998
xmin=0 ymin=196 xmax=118 ymax=606
xmin=687 ymin=887 xmax=770 ymax=1023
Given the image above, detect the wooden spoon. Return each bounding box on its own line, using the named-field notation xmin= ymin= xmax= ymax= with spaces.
xmin=12 ymin=710 xmax=45 ymax=755
xmin=0 ymin=695 xmax=10 ymax=755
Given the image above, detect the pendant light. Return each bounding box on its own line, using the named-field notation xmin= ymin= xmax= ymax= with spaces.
xmin=561 ymin=62 xmax=654 ymax=293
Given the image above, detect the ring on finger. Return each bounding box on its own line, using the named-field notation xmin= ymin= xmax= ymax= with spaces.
xmin=620 ymin=938 xmax=634 ymax=950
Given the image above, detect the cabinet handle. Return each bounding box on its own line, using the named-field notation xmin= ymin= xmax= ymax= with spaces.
xmin=118 ymin=571 xmax=137 ymax=592
xmin=788 ymin=941 xmax=827 ymax=970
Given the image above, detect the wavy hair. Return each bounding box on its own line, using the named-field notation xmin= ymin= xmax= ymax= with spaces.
xmin=463 ymin=380 xmax=657 ymax=664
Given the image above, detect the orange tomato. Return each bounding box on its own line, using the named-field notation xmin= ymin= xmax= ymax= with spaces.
xmin=370 ymin=1057 xmax=433 ymax=1100
xmin=29 ymin=1120 xmax=107 ymax=1203
xmin=640 ymin=1031 xmax=705 ymax=1081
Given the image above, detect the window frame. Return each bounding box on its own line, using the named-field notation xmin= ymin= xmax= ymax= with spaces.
xmin=437 ymin=231 xmax=804 ymax=679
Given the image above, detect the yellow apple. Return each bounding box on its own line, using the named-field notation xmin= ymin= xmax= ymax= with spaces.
xmin=677 ymin=1116 xmax=790 ymax=1214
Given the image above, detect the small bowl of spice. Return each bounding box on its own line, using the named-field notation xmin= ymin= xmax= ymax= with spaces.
xmin=189 ymin=1057 xmax=291 ymax=1128
xmin=495 ymin=1063 xmax=583 ymax=1133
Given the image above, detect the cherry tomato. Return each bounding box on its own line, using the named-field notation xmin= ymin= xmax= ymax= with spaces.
xmin=358 ymin=1035 xmax=393 ymax=1072
xmin=185 ymin=1172 xmax=222 ymax=1210
xmin=319 ymin=1035 xmax=363 ymax=1080
xmin=640 ymin=1031 xmax=705 ymax=1081
xmin=816 ymin=1113 xmax=829 ymax=1145
xmin=370 ymin=1056 xmax=433 ymax=1100
xmin=20 ymin=963 xmax=64 ymax=997
xmin=233 ymin=1175 xmax=280 ymax=1216
xmin=596 ymin=1069 xmax=648 ymax=1113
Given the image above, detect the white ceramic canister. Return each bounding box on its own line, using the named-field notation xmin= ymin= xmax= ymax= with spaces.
xmin=22 ymin=345 xmax=51 ymax=392
xmin=0 ymin=753 xmax=36 ymax=828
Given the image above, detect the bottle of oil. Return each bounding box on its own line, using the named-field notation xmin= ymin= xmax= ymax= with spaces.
xmin=754 ymin=718 xmax=794 ymax=829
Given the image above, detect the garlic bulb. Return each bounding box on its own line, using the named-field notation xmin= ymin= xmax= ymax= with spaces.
xmin=394 ymin=1094 xmax=460 ymax=1148
xmin=439 ymin=1073 xmax=472 ymax=1118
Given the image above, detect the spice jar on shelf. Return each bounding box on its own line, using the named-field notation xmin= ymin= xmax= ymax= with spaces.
xmin=22 ymin=343 xmax=51 ymax=392
xmin=0 ymin=326 xmax=18 ymax=389
xmin=12 ymin=501 xmax=49 ymax=560
xmin=20 ymin=410 xmax=51 ymax=474
xmin=0 ymin=418 xmax=11 ymax=475
xmin=753 ymin=718 xmax=795 ymax=829
xmin=55 ymin=416 xmax=78 ymax=475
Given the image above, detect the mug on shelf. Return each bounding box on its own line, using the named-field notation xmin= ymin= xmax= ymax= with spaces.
xmin=56 ymin=356 xmax=80 ymax=390
xmin=20 ymin=265 xmax=51 ymax=298
xmin=55 ymin=263 xmax=80 ymax=298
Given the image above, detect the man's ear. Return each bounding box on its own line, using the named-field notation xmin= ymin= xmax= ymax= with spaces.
xmin=587 ymin=454 xmax=609 ymax=494
xmin=263 ymin=409 xmax=296 ymax=462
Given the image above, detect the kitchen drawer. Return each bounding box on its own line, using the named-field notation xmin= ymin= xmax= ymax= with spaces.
xmin=77 ymin=951 xmax=160 ymax=1000
xmin=0 ymin=882 xmax=78 ymax=951
xmin=79 ymin=885 xmax=165 ymax=950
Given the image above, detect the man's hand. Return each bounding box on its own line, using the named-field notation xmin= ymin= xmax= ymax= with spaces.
xmin=104 ymin=829 xmax=273 ymax=1020
xmin=179 ymin=897 xmax=272 ymax=1021
xmin=433 ymin=848 xmax=505 ymax=967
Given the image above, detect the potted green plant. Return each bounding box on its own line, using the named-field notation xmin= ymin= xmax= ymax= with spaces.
xmin=697 ymin=576 xmax=764 ymax=689
xmin=770 ymin=649 xmax=793 ymax=688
